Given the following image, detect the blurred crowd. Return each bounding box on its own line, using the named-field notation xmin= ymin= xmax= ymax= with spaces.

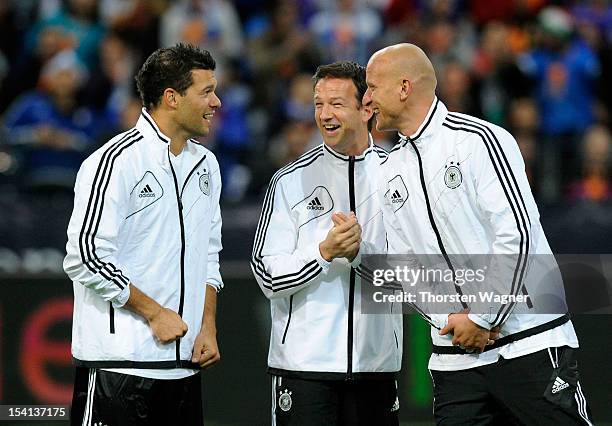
xmin=0 ymin=0 xmax=611 ymax=259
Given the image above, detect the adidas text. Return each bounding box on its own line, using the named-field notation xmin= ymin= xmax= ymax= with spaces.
xmin=307 ymin=197 xmax=324 ymax=210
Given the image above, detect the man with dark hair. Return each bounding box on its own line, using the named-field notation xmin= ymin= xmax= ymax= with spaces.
xmin=252 ymin=61 xmax=401 ymax=426
xmin=64 ymin=43 xmax=223 ymax=426
xmin=312 ymin=61 xmax=374 ymax=132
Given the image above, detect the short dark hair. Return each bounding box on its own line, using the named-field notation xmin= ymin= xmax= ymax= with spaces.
xmin=135 ymin=43 xmax=216 ymax=110
xmin=312 ymin=61 xmax=372 ymax=131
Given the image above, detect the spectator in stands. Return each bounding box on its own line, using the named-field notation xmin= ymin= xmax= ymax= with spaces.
xmin=211 ymin=60 xmax=252 ymax=202
xmin=521 ymin=6 xmax=600 ymax=136
xmin=259 ymin=71 xmax=318 ymax=143
xmin=508 ymin=98 xmax=540 ymax=191
xmin=425 ymin=0 xmax=476 ymax=64
xmin=1 ymin=10 xmax=69 ymax=113
xmin=283 ymin=72 xmax=317 ymax=124
xmin=472 ymin=21 xmax=532 ymax=126
xmin=248 ymin=0 xmax=322 ymax=108
xmin=424 ymin=19 xmax=459 ymax=77
xmin=520 ymin=6 xmax=601 ymax=199
xmin=572 ymin=0 xmax=612 ymax=123
xmin=3 ymin=50 xmax=100 ymax=190
xmin=83 ymin=33 xmax=138 ymax=126
xmin=160 ymin=0 xmax=243 ymax=71
xmin=309 ymin=0 xmax=382 ymax=64
xmin=572 ymin=0 xmax=612 ymax=44
xmin=24 ymin=0 xmax=105 ymax=70
xmin=568 ymin=124 xmax=612 ymax=202
xmin=98 ymin=0 xmax=164 ymax=58
xmin=379 ymin=0 xmax=419 ymax=47
xmin=438 ymin=60 xmax=480 ymax=117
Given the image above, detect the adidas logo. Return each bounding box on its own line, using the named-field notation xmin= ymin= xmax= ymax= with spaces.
xmin=391 ymin=189 xmax=403 ymax=203
xmin=307 ymin=197 xmax=324 ymax=210
xmin=552 ymin=376 xmax=570 ymax=393
xmin=139 ymin=184 xmax=156 ymax=198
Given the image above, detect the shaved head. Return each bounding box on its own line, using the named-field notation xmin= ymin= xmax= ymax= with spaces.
xmin=368 ymin=43 xmax=437 ymax=95
xmin=364 ymin=43 xmax=437 ymax=134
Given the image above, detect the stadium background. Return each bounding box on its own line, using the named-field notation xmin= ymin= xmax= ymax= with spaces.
xmin=0 ymin=0 xmax=611 ymax=424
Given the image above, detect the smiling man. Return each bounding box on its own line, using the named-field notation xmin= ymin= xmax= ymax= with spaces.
xmin=252 ymin=61 xmax=402 ymax=425
xmin=64 ymin=43 xmax=224 ymax=426
xmin=365 ymin=43 xmax=592 ymax=426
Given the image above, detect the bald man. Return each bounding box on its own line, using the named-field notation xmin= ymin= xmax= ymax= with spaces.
xmin=364 ymin=44 xmax=593 ymax=425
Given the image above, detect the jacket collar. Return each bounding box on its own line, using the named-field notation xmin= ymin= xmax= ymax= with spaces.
xmin=322 ymin=133 xmax=375 ymax=163
xmin=135 ymin=108 xmax=206 ymax=172
xmin=398 ymin=97 xmax=447 ymax=147
xmin=136 ymin=108 xmax=171 ymax=144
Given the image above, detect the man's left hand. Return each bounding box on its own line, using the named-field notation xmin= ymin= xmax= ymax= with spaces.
xmin=331 ymin=212 xmax=361 ymax=261
xmin=439 ymin=312 xmax=491 ymax=353
xmin=191 ymin=327 xmax=220 ymax=369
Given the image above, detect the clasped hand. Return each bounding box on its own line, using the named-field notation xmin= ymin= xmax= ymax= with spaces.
xmin=439 ymin=310 xmax=501 ymax=353
xmin=319 ymin=212 xmax=362 ymax=262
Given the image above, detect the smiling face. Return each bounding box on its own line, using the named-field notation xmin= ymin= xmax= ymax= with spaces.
xmin=364 ymin=59 xmax=403 ymax=132
xmin=314 ymin=77 xmax=371 ymax=155
xmin=174 ymin=69 xmax=221 ymax=139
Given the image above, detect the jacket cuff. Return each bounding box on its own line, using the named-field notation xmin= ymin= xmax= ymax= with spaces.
xmin=468 ymin=313 xmax=492 ymax=330
xmin=206 ymin=281 xmax=223 ymax=292
xmin=430 ymin=313 xmax=449 ymax=330
xmin=111 ymin=284 xmax=131 ymax=308
xmin=312 ymin=243 xmax=331 ymax=273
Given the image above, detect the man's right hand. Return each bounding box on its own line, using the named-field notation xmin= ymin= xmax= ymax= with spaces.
xmin=319 ymin=212 xmax=361 ymax=261
xmin=124 ymin=284 xmax=188 ymax=344
xmin=439 ymin=311 xmax=491 ymax=353
xmin=147 ymin=307 xmax=188 ymax=344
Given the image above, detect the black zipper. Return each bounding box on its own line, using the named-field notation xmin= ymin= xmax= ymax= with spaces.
xmin=408 ymin=140 xmax=468 ymax=309
xmin=347 ymin=156 xmax=356 ymax=380
xmin=109 ymin=303 xmax=115 ymax=334
xmin=167 ymin=150 xmax=207 ymax=364
xmin=281 ymin=295 xmax=293 ymax=344
xmin=168 ymin=149 xmax=186 ymax=365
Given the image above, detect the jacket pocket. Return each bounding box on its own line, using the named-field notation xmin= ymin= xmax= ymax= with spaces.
xmin=543 ymin=347 xmax=580 ymax=411
xmin=390 ymin=302 xmax=398 ymax=348
xmin=109 ymin=302 xmax=115 ymax=334
xmin=281 ymin=295 xmax=293 ymax=344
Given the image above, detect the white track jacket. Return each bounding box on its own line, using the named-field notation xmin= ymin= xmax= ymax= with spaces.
xmin=252 ymin=140 xmax=403 ymax=379
xmin=379 ymin=99 xmax=577 ymax=371
xmin=64 ymin=109 xmax=223 ymax=368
